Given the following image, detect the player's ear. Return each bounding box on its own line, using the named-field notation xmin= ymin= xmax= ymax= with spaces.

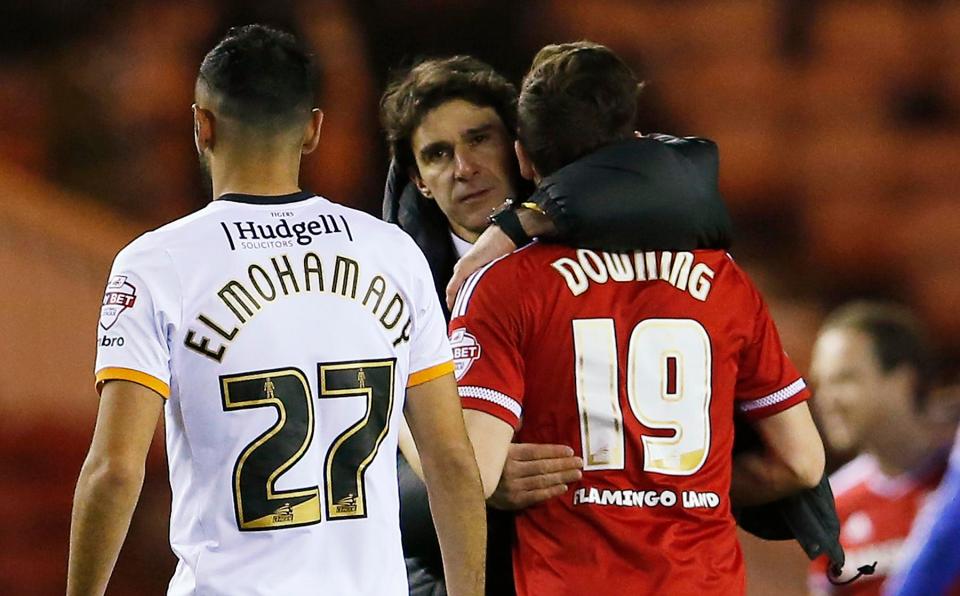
xmin=193 ymin=104 xmax=216 ymax=154
xmin=515 ymin=140 xmax=540 ymax=183
xmin=889 ymin=364 xmax=919 ymax=408
xmin=301 ymin=108 xmax=323 ymax=155
xmin=410 ymin=169 xmax=433 ymax=199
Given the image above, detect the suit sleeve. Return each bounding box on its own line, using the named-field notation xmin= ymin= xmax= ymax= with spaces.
xmin=530 ymin=136 xmax=733 ymax=251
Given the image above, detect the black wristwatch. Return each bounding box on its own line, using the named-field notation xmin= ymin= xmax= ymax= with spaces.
xmin=488 ymin=198 xmax=532 ymax=248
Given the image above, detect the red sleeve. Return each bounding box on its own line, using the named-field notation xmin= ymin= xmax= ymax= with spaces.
xmin=449 ymin=261 xmax=525 ymax=430
xmin=734 ymin=282 xmax=811 ymax=421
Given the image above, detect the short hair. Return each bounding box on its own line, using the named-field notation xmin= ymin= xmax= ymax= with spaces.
xmin=822 ymin=301 xmax=935 ymax=405
xmin=518 ymin=41 xmax=642 ymax=176
xmin=380 ymin=56 xmax=518 ymax=173
xmin=197 ymin=24 xmax=315 ymax=130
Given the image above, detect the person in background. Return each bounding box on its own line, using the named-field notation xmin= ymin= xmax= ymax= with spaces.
xmin=885 ymin=388 xmax=960 ymax=596
xmin=808 ymin=301 xmax=954 ymax=595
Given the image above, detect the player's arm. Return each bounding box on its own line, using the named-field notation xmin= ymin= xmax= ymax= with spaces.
xmin=397 ymin=418 xmax=424 ymax=479
xmin=488 ymin=443 xmax=582 ymax=510
xmin=446 ymin=135 xmax=733 ymax=307
xmin=446 ymin=210 xmax=551 ymax=308
xmin=400 ymin=418 xmax=581 ymax=510
xmin=67 ymin=380 xmax=164 ymax=596
xmin=730 ymin=402 xmax=825 ymax=506
xmin=405 ymin=372 xmax=486 ymax=596
xmin=459 ymin=410 xmax=516 ymax=499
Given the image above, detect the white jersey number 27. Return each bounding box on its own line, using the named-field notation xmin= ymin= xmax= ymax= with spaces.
xmin=220 ymin=359 xmax=395 ymax=531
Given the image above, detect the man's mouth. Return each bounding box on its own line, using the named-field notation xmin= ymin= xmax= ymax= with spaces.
xmin=459 ymin=188 xmax=491 ymax=202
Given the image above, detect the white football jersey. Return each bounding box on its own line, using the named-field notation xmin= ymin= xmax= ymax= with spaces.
xmin=95 ymin=191 xmax=453 ymax=596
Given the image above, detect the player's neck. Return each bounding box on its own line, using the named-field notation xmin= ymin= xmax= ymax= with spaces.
xmin=209 ymin=152 xmax=303 ymax=200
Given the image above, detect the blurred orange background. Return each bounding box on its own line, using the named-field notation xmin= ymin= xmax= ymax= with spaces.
xmin=1 ymin=1 xmax=957 ymax=594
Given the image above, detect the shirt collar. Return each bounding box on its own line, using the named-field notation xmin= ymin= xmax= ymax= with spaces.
xmin=217 ymin=190 xmax=315 ymax=205
xmin=450 ymin=230 xmax=474 ymax=258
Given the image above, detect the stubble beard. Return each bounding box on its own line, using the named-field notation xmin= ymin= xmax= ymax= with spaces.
xmin=198 ymin=151 xmax=213 ymax=197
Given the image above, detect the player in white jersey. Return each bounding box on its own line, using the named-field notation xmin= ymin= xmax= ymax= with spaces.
xmin=67 ymin=24 xmax=486 ymax=596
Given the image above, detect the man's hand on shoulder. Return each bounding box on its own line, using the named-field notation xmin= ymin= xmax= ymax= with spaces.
xmin=446 ymin=225 xmax=517 ymax=309
xmin=488 ymin=443 xmax=583 ymax=511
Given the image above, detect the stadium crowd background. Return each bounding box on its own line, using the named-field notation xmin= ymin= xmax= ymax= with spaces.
xmin=0 ymin=1 xmax=957 ymax=593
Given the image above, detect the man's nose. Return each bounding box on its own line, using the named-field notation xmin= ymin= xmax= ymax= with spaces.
xmin=453 ymin=148 xmax=479 ymax=180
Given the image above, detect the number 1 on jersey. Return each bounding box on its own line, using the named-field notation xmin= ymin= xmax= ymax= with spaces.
xmin=573 ymin=318 xmax=713 ymax=476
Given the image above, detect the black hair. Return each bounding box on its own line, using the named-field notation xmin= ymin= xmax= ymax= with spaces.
xmin=824 ymin=301 xmax=936 ymax=407
xmin=380 ymin=55 xmax=518 ymax=174
xmin=198 ymin=24 xmax=315 ymax=130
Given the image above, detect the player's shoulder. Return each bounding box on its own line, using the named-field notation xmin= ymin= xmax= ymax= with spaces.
xmin=470 ymin=240 xmax=550 ymax=283
xmin=324 ymin=198 xmax=426 ymax=253
xmin=701 ymin=251 xmax=766 ymax=302
xmin=449 ymin=242 xmax=545 ymax=318
xmin=112 ymin=202 xmax=223 ymax=265
xmin=829 ymin=454 xmax=878 ymax=499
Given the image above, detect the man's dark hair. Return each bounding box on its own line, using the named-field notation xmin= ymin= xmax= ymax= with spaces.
xmin=518 ymin=41 xmax=642 ymax=176
xmin=380 ymin=56 xmax=518 ymax=173
xmin=823 ymin=301 xmax=935 ymax=406
xmin=198 ymin=24 xmax=315 ymax=130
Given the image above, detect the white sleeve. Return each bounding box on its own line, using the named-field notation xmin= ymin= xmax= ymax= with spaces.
xmin=404 ymin=243 xmax=454 ymax=387
xmin=94 ymin=243 xmax=178 ymax=398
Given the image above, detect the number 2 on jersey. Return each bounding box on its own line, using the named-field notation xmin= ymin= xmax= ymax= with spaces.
xmin=220 ymin=360 xmax=395 ymax=531
xmin=573 ymin=318 xmax=712 ymax=475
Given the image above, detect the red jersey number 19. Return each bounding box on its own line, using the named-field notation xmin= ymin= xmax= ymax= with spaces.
xmin=573 ymin=318 xmax=713 ymax=475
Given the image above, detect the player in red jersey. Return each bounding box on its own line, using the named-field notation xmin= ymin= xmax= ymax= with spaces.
xmin=807 ymin=302 xmax=956 ymax=595
xmin=451 ymin=42 xmax=825 ymax=595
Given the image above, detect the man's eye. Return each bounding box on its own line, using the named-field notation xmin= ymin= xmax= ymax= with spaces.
xmin=469 ymin=134 xmax=488 ymax=145
xmin=425 ymin=148 xmax=450 ymax=163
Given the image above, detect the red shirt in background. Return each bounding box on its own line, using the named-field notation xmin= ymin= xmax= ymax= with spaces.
xmin=808 ymin=453 xmax=950 ymax=595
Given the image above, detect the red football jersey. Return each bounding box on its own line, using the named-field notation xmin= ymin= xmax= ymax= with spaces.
xmin=450 ymin=245 xmax=810 ymax=596
xmin=808 ymin=454 xmax=950 ymax=595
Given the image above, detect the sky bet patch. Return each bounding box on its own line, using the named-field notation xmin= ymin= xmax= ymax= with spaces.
xmin=450 ymin=327 xmax=481 ymax=381
xmin=100 ymin=274 xmax=138 ymax=330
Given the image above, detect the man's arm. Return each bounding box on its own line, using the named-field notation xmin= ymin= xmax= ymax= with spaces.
xmin=488 ymin=443 xmax=582 ymax=510
xmin=460 ymin=410 xmax=515 ymax=499
xmin=446 ymin=210 xmax=550 ymax=308
xmin=400 ymin=420 xmax=582 ymax=511
xmin=67 ymin=380 xmax=164 ymax=596
xmin=397 ymin=418 xmax=425 ymax=479
xmin=731 ymin=402 xmax=825 ymax=506
xmin=404 ymin=372 xmax=486 ymax=596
